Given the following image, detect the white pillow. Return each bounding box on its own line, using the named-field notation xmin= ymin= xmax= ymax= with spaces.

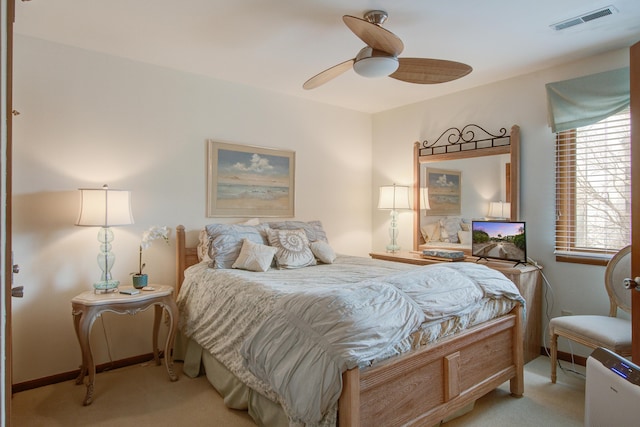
xmin=458 ymin=230 xmax=472 ymax=246
xmin=267 ymin=228 xmax=316 ymax=269
xmin=232 ymin=239 xmax=277 ymax=272
xmin=310 ymin=241 xmax=336 ymax=264
xmin=440 ymin=217 xmax=463 ymax=243
xmin=420 ymin=222 xmax=441 ymax=242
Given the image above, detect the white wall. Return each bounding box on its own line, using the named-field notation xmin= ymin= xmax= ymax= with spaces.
xmin=372 ymin=48 xmax=631 ymax=358
xmin=11 ymin=36 xmax=373 ymax=383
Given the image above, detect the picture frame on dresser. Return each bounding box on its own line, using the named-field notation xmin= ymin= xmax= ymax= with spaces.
xmin=206 ymin=140 xmax=295 ymax=217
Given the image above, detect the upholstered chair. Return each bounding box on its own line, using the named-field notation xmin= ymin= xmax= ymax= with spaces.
xmin=549 ymin=245 xmax=632 ymax=383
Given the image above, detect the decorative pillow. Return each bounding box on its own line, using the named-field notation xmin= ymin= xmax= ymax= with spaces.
xmin=205 ymin=223 xmax=269 ymax=269
xmin=310 ymin=241 xmax=336 ymax=264
xmin=197 ymin=218 xmax=261 ymax=262
xmin=460 ymin=221 xmax=471 ymax=232
xmin=267 ymin=228 xmax=316 ymax=269
xmin=420 ymin=222 xmax=441 ymax=242
xmin=439 ymin=217 xmax=463 ymax=243
xmin=267 ymin=220 xmax=328 ymax=243
xmin=232 ymin=239 xmax=277 ymax=272
xmin=458 ymin=230 xmax=472 ymax=246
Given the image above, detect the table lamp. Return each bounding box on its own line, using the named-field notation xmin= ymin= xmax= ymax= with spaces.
xmin=378 ymin=184 xmax=411 ymax=253
xmin=76 ymin=184 xmax=134 ymax=293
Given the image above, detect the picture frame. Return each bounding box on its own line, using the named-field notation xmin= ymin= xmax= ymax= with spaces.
xmin=425 ymin=168 xmax=461 ymax=215
xmin=207 ymin=141 xmax=295 ymax=217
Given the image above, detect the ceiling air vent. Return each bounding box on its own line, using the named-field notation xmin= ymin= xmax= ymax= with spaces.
xmin=550 ymin=5 xmax=618 ymax=31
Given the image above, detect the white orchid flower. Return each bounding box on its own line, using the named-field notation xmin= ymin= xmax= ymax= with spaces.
xmin=141 ymin=225 xmax=170 ymax=249
xmin=134 ymin=226 xmax=171 ymax=275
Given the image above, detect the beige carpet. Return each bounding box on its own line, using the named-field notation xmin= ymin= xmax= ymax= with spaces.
xmin=442 ymin=356 xmax=584 ymax=427
xmin=11 ymin=356 xmax=584 ymax=426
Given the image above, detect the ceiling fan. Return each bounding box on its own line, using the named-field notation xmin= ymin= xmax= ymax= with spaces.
xmin=303 ymin=10 xmax=472 ymax=90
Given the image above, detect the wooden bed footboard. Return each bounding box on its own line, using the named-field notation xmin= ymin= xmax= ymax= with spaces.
xmin=175 ymin=225 xmax=524 ymax=426
xmin=338 ymin=305 xmax=523 ymax=426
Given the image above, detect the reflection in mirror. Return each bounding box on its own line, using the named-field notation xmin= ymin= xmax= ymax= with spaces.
xmin=413 ymin=125 xmax=520 ymax=251
xmin=420 ymin=154 xmax=510 ymax=220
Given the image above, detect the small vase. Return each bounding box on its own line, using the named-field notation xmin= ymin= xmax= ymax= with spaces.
xmin=132 ymin=274 xmax=148 ymax=289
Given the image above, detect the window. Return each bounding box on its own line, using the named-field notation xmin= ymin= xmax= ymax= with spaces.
xmin=555 ymin=107 xmax=631 ymax=264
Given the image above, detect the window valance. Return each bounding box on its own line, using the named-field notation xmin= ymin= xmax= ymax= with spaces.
xmin=546 ymin=67 xmax=630 ymax=133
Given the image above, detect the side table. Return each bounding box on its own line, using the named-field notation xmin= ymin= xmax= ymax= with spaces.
xmin=71 ymin=284 xmax=178 ymax=405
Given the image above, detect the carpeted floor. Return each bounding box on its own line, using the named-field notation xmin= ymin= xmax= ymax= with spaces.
xmin=442 ymin=356 xmax=584 ymax=426
xmin=11 ymin=356 xmax=585 ymax=426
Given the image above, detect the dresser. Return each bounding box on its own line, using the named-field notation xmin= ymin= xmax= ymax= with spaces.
xmin=370 ymin=251 xmax=542 ymax=364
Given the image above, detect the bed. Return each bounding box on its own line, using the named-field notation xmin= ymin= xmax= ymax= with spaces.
xmin=174 ymin=223 xmax=525 ymax=427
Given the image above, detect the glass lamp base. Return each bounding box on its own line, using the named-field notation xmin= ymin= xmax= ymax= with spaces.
xmin=93 ymin=280 xmax=120 ymax=294
xmin=386 ymin=244 xmax=401 ymax=253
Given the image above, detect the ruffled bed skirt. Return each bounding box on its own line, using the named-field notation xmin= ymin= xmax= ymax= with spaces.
xmin=175 ymin=333 xmax=289 ymax=426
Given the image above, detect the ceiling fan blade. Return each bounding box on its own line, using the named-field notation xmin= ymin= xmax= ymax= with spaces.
xmin=390 ymin=58 xmax=472 ymax=84
xmin=343 ymin=15 xmax=404 ymax=56
xmin=303 ymin=59 xmax=355 ymax=90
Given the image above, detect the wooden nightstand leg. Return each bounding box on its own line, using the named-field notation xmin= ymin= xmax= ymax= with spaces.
xmin=73 ymin=306 xmax=98 ymax=405
xmin=83 ymin=382 xmax=95 ymax=407
xmin=75 ymin=366 xmax=87 ymax=386
xmin=72 ymin=310 xmax=86 ymax=385
xmin=153 ymin=305 xmax=162 ymax=366
xmin=164 ymin=299 xmax=179 ymax=382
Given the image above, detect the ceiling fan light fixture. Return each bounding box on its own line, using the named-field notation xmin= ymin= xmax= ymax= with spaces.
xmin=304 ymin=11 xmax=470 ymax=89
xmin=353 ymin=47 xmax=399 ymax=78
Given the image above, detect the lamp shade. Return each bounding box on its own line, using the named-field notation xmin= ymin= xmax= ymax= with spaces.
xmin=378 ymin=184 xmax=411 ymax=210
xmin=76 ymin=185 xmax=134 ymax=227
xmin=488 ymin=201 xmax=511 ymax=219
xmin=420 ymin=187 xmax=431 ymax=210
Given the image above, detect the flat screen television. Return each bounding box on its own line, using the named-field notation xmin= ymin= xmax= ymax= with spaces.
xmin=471 ymin=220 xmax=527 ymax=266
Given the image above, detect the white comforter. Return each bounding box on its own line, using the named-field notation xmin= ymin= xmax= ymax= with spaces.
xmin=177 ymin=256 xmax=525 ymax=426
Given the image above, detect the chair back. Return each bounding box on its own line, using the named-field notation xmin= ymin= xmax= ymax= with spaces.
xmin=604 ymin=245 xmax=631 ymax=316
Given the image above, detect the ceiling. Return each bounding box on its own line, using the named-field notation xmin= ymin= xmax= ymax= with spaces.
xmin=13 ymin=0 xmax=640 ymax=114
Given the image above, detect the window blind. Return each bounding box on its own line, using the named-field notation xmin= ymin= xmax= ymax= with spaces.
xmin=555 ymin=108 xmax=631 ymax=259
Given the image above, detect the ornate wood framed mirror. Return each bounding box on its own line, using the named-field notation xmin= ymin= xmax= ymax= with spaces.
xmin=412 ymin=124 xmax=520 ymax=250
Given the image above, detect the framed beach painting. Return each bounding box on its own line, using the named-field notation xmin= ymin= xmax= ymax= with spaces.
xmin=207 ymin=141 xmax=295 ymax=217
xmin=425 ymin=168 xmax=461 ymax=215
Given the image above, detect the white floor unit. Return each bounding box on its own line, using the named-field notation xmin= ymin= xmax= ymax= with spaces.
xmin=585 ymin=347 xmax=640 ymax=427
